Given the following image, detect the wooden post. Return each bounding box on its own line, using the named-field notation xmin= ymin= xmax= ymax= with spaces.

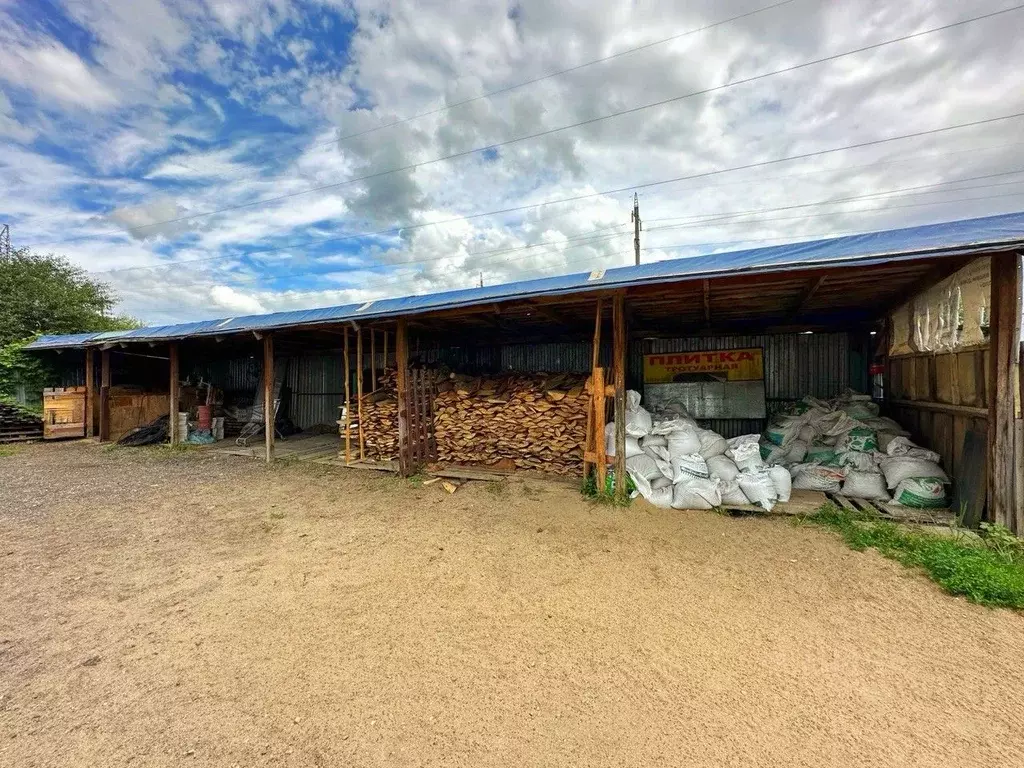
xmin=594 ymin=366 xmax=607 ymax=492
xmin=384 ymin=331 xmax=389 ymax=371
xmin=584 ymin=298 xmax=603 ymax=477
xmin=370 ymin=330 xmax=377 ymax=390
xmin=396 ymin=319 xmax=410 ymax=475
xmin=357 ymin=327 xmax=365 ymax=461
xmin=988 ymin=252 xmax=1021 ymax=530
xmin=84 ymin=348 xmax=95 ymax=439
xmin=612 ymin=292 xmax=627 ymax=502
xmin=99 ymin=348 xmax=111 ymax=442
xmin=344 ymin=326 xmax=351 ymax=465
xmin=264 ymin=334 xmax=274 ymax=464
xmin=168 ymin=343 xmax=179 ymax=445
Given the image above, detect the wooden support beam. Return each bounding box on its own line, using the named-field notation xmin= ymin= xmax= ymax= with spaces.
xmin=168 ymin=343 xmax=180 ymax=445
xmin=702 ymin=279 xmax=711 ymax=326
xmin=594 ymin=366 xmax=607 ymax=492
xmin=344 ymin=326 xmax=351 ymax=465
xmin=384 ymin=330 xmax=389 ymax=371
xmin=264 ymin=334 xmax=274 ymax=464
xmin=790 ymin=276 xmax=827 ymax=318
xmin=370 ymin=330 xmax=377 ymax=390
xmin=612 ymin=292 xmax=627 ymax=502
xmin=988 ymin=252 xmax=1022 ymax=532
xmin=99 ymin=348 xmax=111 ymax=442
xmin=357 ymin=327 xmax=365 ymax=461
xmin=84 ymin=348 xmax=95 ymax=439
xmin=584 ymin=298 xmax=603 ymax=478
xmin=396 ymin=319 xmax=411 ymax=476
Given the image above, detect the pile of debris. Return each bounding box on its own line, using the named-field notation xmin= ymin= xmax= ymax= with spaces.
xmin=0 ymin=401 xmax=43 ymax=443
xmin=619 ymin=390 xmax=947 ymax=511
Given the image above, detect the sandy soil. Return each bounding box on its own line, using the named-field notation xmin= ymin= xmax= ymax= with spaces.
xmin=1 ymin=441 xmax=1024 ymax=767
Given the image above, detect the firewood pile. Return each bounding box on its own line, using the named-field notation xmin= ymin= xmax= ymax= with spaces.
xmin=0 ymin=402 xmax=43 ymax=443
xmin=359 ymin=369 xmax=589 ymax=474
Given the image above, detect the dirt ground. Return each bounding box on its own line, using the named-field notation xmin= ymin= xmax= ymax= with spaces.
xmin=2 ymin=442 xmax=1024 ymax=767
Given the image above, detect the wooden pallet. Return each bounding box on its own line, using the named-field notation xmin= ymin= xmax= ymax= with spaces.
xmin=716 ymin=488 xmax=954 ymax=526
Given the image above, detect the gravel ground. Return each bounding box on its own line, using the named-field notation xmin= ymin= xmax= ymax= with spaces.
xmin=2 ymin=440 xmax=1024 ymax=767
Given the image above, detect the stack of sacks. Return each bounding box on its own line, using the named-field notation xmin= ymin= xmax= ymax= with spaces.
xmin=612 ymin=391 xmax=790 ymax=511
xmin=758 ymin=390 xmax=949 ymax=507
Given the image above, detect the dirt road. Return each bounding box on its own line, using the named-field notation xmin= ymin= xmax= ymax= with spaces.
xmin=1 ymin=441 xmax=1023 ymax=767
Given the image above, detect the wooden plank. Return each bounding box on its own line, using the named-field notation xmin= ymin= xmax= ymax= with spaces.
xmin=357 ymin=328 xmax=365 ymax=461
xmin=1016 ymin=419 xmax=1024 ymax=536
xmin=988 ymin=252 xmax=1020 ymax=530
xmin=612 ymin=293 xmax=627 ymax=502
xmin=952 ymin=424 xmax=988 ymax=529
xmin=583 ymin=298 xmax=603 ymax=477
xmin=98 ymin=350 xmax=111 ymax=444
xmin=264 ymin=334 xmax=275 ymax=464
xmin=344 ymin=326 xmax=351 ymax=465
xmin=370 ymin=330 xmax=377 ymax=391
xmin=887 ymin=399 xmax=988 ymax=418
xmin=934 ymin=354 xmax=955 ymax=404
xmin=84 ymin=348 xmax=95 ymax=439
xmin=594 ymin=366 xmax=607 ymax=491
xmin=396 ymin=319 xmax=410 ymax=476
xmin=168 ymin=343 xmax=179 ymax=445
xmin=829 ymin=493 xmax=859 ymax=514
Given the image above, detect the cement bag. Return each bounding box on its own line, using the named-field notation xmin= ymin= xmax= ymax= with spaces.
xmin=651 ymin=476 xmax=673 ymax=490
xmin=651 ymin=418 xmax=698 ymax=435
xmin=797 ymin=424 xmax=818 ymax=444
xmin=671 ymin=476 xmax=722 ymax=510
xmin=667 ymin=428 xmax=701 ymax=458
xmin=706 ymin=455 xmax=739 ymax=483
xmin=640 ymin=434 xmax=668 ymax=460
xmin=671 ymin=453 xmax=710 ymax=482
xmin=626 ymin=453 xmax=664 ymax=481
xmin=764 ymin=416 xmax=804 ymax=447
xmin=805 ymin=443 xmax=838 ymax=465
xmin=861 ymin=417 xmax=910 ymax=437
xmin=719 ymin=480 xmax=750 ymax=506
xmin=632 ymin=472 xmax=673 ymax=508
xmin=645 ymin=445 xmax=674 ymax=480
xmin=768 ymin=465 xmax=792 ymax=503
xmin=842 ymin=470 xmax=890 ymax=501
xmin=785 ymin=439 xmax=808 ymax=464
xmin=625 ymin=390 xmax=653 ymax=437
xmin=840 ymin=399 xmax=880 ymax=420
xmin=727 ymin=440 xmax=764 ymax=473
xmin=738 ymin=471 xmax=778 ymax=511
xmin=838 ymin=427 xmax=878 ymax=453
xmin=835 ymin=450 xmax=876 ymax=472
xmin=885 ymin=436 xmax=941 ymax=463
xmin=760 ymin=441 xmax=788 ymax=466
xmin=879 ymin=456 xmax=949 ymax=489
xmin=696 ymin=428 xmax=728 ymax=459
xmin=791 ymin=464 xmax=846 ymax=493
xmin=604 ymin=423 xmax=644 ymax=458
xmin=820 ymin=411 xmax=861 ymax=437
xmin=891 ymin=477 xmax=947 ymax=508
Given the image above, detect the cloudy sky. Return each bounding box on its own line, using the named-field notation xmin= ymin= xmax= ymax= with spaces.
xmin=2 ymin=0 xmax=1024 ymax=324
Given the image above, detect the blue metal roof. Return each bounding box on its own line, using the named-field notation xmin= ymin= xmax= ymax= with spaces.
xmin=26 ymin=210 xmax=1024 ymax=350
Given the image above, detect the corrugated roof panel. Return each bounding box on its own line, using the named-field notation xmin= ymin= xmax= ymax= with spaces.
xmin=25 ymin=210 xmax=1024 ymax=350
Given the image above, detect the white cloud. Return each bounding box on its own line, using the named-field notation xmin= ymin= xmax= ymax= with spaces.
xmin=209 ymin=284 xmax=267 ymax=314
xmin=0 ymin=40 xmax=118 ymax=110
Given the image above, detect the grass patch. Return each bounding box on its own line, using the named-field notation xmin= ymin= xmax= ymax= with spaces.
xmin=802 ymin=503 xmax=1024 ymax=609
xmin=486 ymin=480 xmax=508 ymax=497
xmin=0 ymin=445 xmax=19 ymax=458
xmin=580 ymin=472 xmax=633 ymax=507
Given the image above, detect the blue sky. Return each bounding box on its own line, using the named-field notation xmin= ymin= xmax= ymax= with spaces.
xmin=2 ymin=0 xmax=1024 ymax=323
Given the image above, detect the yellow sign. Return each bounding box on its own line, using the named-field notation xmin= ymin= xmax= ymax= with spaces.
xmin=644 ymin=348 xmax=764 ymax=383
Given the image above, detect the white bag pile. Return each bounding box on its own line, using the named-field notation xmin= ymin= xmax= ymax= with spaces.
xmin=759 ymin=390 xmax=949 ymax=508
xmin=617 ymin=391 xmax=790 ymax=511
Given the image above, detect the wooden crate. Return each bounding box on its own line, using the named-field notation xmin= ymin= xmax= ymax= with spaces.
xmin=42 ymin=387 xmax=86 ymax=440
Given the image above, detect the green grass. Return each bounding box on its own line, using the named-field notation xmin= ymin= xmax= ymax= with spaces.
xmin=0 ymin=445 xmax=19 ymax=458
xmin=580 ymin=471 xmax=633 ymax=507
xmin=802 ymin=503 xmax=1024 ymax=609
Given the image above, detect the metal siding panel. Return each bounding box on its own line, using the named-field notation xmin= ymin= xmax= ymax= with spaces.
xmin=285 ymin=354 xmax=344 ymax=429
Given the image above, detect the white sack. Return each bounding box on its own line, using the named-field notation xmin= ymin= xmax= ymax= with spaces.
xmin=891 ymin=477 xmax=947 ymax=508
xmin=791 ymin=464 xmax=846 ymax=493
xmin=631 ymin=472 xmax=674 ymax=508
xmin=697 ymin=428 xmax=728 ymax=459
xmin=727 ymin=433 xmax=761 ymax=449
xmin=651 ymin=418 xmax=698 ymax=435
xmin=719 ymin=480 xmax=751 ymax=506
xmin=604 ymin=422 xmax=644 ymax=458
xmin=885 ymin=436 xmax=941 ymax=463
xmin=764 ymin=416 xmax=804 ymax=447
xmin=625 ymin=390 xmax=653 ymax=437
xmin=768 ymin=465 xmax=792 ymax=503
xmin=671 ymin=477 xmax=722 ymax=510
xmin=651 ymin=476 xmax=673 ymax=490
xmin=842 ymin=470 xmax=890 ymax=501
xmin=671 ymin=453 xmax=710 ymax=482
xmin=726 ymin=440 xmax=764 ymax=473
xmin=738 ymin=471 xmax=778 ymax=511
xmin=625 ymin=454 xmax=664 ymax=481
xmin=879 ymin=456 xmax=949 ymax=489
xmin=797 ymin=424 xmax=818 ymax=444
xmin=861 ymin=417 xmax=910 ymax=436
xmin=706 ymin=455 xmax=739 ymax=483
xmin=667 ymin=428 xmax=701 ymax=458
xmin=835 ymin=450 xmax=876 ymax=472
xmin=785 ymin=439 xmax=808 ymax=464
xmin=820 ymin=411 xmax=861 ymax=437
xmin=760 ymin=442 xmax=788 ymax=466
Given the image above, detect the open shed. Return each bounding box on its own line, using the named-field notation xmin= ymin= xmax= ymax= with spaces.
xmin=26 ymin=211 xmax=1024 ymax=533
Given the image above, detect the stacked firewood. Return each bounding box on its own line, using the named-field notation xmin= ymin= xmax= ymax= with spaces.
xmin=358 ymin=369 xmax=589 ymax=474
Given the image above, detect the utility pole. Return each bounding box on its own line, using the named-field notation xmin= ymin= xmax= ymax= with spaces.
xmin=0 ymin=224 xmax=10 ymax=257
xmin=478 ymin=272 xmax=484 ymax=288
xmin=631 ymin=194 xmax=641 ymax=266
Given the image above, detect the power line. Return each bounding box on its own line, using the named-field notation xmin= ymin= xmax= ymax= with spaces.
xmin=46 ymin=3 xmax=1024 ymax=247
xmin=84 ymin=109 xmax=1024 ymax=276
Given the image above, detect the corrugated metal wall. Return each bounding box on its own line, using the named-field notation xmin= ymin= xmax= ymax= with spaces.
xmin=631 ymin=333 xmax=854 ymax=437
xmin=285 ymin=354 xmax=346 ymax=429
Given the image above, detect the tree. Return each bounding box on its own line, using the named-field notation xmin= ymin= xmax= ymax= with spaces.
xmin=0 ymin=248 xmax=142 ymax=407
